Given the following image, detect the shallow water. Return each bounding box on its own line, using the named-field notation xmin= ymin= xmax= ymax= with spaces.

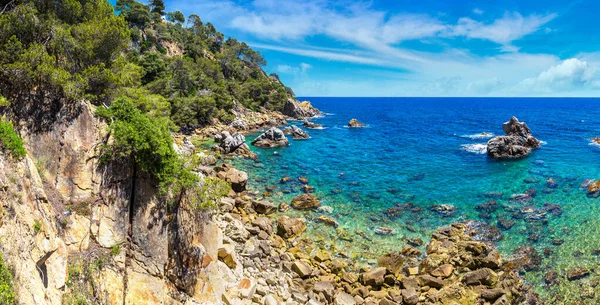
xmin=234 ymin=97 xmax=600 ymax=302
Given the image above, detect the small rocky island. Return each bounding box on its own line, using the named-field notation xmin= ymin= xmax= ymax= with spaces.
xmin=252 ymin=127 xmax=290 ymax=148
xmin=348 ymin=118 xmax=366 ymax=128
xmin=487 ymin=116 xmax=541 ymax=159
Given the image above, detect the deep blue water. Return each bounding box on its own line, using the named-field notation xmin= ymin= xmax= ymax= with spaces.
xmin=235 ymin=97 xmax=600 ymax=300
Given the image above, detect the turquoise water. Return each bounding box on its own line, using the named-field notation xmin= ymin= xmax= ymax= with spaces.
xmin=235 ymin=97 xmax=600 ymax=302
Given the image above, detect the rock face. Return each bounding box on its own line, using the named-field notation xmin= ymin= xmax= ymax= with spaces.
xmin=282 ymin=98 xmax=320 ymax=119
xmin=290 ymin=125 xmax=310 ymax=139
xmin=348 ymin=118 xmax=365 ymax=128
xmin=487 ymin=116 xmax=541 ymax=159
xmin=251 ymin=127 xmax=289 ymax=148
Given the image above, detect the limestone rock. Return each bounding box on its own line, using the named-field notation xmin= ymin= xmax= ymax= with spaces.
xmin=377 ymin=252 xmax=404 ymax=275
xmin=462 ymin=268 xmax=498 ymax=286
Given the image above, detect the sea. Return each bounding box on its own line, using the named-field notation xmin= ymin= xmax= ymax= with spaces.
xmin=233 ymin=97 xmax=600 ymax=302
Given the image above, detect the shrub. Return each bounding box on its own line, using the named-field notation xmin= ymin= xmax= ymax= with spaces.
xmin=0 ymin=120 xmax=26 ymax=159
xmin=187 ymin=177 xmax=230 ymax=210
xmin=0 ymin=252 xmax=16 ymax=305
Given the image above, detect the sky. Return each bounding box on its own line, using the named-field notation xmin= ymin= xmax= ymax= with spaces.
xmin=121 ymin=0 xmax=600 ymax=97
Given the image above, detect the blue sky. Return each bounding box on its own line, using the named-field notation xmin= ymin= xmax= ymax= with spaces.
xmin=120 ymin=0 xmax=600 ymax=97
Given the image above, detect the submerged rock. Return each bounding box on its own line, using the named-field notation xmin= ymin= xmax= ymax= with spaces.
xmin=487 ymin=116 xmax=541 ymax=159
xmin=251 ymin=127 xmax=289 ymax=148
xmin=348 ymin=118 xmax=365 ymax=128
xmin=290 ymin=193 xmax=321 ymax=210
xmin=588 ymin=180 xmax=600 ymax=198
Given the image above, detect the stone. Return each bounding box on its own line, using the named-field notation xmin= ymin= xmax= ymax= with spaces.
xmin=292 ymin=261 xmax=312 ymax=278
xmin=218 ymin=244 xmax=238 ymax=269
xmin=64 ymin=214 xmax=91 ymax=252
xmin=251 ymin=127 xmax=289 ymax=148
xmin=429 ymin=264 xmax=453 ymax=278
xmin=361 ymin=267 xmax=387 ymax=286
xmin=588 ymin=180 xmax=600 ymax=198
xmin=419 ymin=275 xmax=444 ymax=289
xmin=480 ymin=288 xmax=506 ymax=300
xmin=314 ymin=281 xmax=335 ymax=300
xmin=402 ymin=289 xmax=419 ymax=305
xmin=278 ymin=203 xmax=290 ymax=212
xmin=487 ymin=116 xmax=541 ymax=159
xmin=291 ymin=193 xmax=321 ymax=210
xmin=507 ymin=244 xmax=542 ymax=271
xmin=283 ymin=98 xmax=320 ymax=118
xmin=220 ymin=132 xmax=247 ymax=154
xmin=462 ymin=268 xmax=498 ymax=286
xmin=264 ymin=295 xmax=278 ymax=305
xmin=216 ymin=164 xmax=249 ymax=192
xmin=342 ymin=272 xmax=359 ymax=284
xmin=314 ymin=251 xmax=332 ymax=263
xmin=567 ymin=267 xmax=590 ymax=280
xmin=276 ymin=216 xmax=306 ymax=239
xmin=303 ymin=119 xmax=323 ymax=129
xmin=253 ymin=200 xmax=277 ymax=215
xmin=401 ymin=277 xmax=420 ymax=290
xmin=377 ymin=252 xmax=405 ymax=275
xmin=317 ymin=215 xmax=339 ymax=228
xmin=334 ymin=292 xmax=356 ymax=305
xmin=348 ymin=118 xmax=365 ymax=128
xmin=291 ymin=125 xmax=310 ymax=139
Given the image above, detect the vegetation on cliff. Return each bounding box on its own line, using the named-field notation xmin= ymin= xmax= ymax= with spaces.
xmin=0 ymin=0 xmax=292 ymax=130
xmin=0 ymin=120 xmax=26 ymax=159
xmin=0 ymin=252 xmax=15 ymax=305
xmin=0 ymin=0 xmax=294 ymax=193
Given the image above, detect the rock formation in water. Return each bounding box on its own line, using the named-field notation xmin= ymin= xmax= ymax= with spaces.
xmin=348 ymin=118 xmax=366 ymax=128
xmin=487 ymin=116 xmax=541 ymax=159
xmin=282 ymin=98 xmax=321 ymax=119
xmin=251 ymin=127 xmax=289 ymax=148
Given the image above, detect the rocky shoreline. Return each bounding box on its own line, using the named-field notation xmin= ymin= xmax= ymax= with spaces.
xmin=192 ymin=105 xmax=541 ymax=305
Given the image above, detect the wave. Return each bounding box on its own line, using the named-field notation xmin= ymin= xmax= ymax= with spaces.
xmin=461 ymin=143 xmax=487 ymax=155
xmin=459 ymin=132 xmax=494 ymax=140
xmin=539 ymin=140 xmax=548 ymax=145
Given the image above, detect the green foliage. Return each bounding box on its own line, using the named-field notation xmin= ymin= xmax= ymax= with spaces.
xmin=64 ymin=256 xmax=104 ymax=305
xmin=188 ymin=177 xmax=231 ymax=210
xmin=0 ymin=252 xmax=15 ymax=305
xmin=0 ymin=120 xmax=26 ymax=159
xmin=96 ymin=97 xmax=178 ymax=189
xmin=33 ymin=220 xmax=41 ymax=233
xmin=110 ymin=244 xmax=121 ymax=256
xmin=0 ymin=95 xmax=9 ymax=108
xmin=167 ymin=11 xmax=185 ymax=24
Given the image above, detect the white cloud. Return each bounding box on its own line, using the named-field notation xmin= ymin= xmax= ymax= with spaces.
xmin=473 ymin=8 xmax=484 ymax=15
xmin=450 ymin=12 xmax=557 ymax=47
xmin=274 ymin=62 xmax=312 ymax=75
xmin=513 ymin=58 xmax=599 ymax=93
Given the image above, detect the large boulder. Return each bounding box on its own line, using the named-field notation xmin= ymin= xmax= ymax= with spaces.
xmin=251 ymin=127 xmax=289 ymax=148
xmin=218 ymin=131 xmax=246 ymax=154
xmin=276 ymin=216 xmax=306 ymax=239
xmin=290 ymin=125 xmax=309 ymax=139
xmin=487 ymin=116 xmax=540 ymax=159
xmin=215 ymin=163 xmax=248 ymax=192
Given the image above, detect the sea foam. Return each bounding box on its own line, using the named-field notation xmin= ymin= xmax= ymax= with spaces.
xmin=459 ymin=132 xmax=494 ymax=140
xmin=461 ymin=143 xmax=487 ymax=154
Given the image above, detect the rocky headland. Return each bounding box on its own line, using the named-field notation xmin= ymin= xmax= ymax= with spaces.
xmin=487 ymin=117 xmax=541 ymax=159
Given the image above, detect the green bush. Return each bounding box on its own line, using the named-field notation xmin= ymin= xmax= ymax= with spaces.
xmin=187 ymin=177 xmax=230 ymax=210
xmin=0 ymin=120 xmax=26 ymax=159
xmin=96 ymin=97 xmax=179 ymax=189
xmin=0 ymin=252 xmax=16 ymax=305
